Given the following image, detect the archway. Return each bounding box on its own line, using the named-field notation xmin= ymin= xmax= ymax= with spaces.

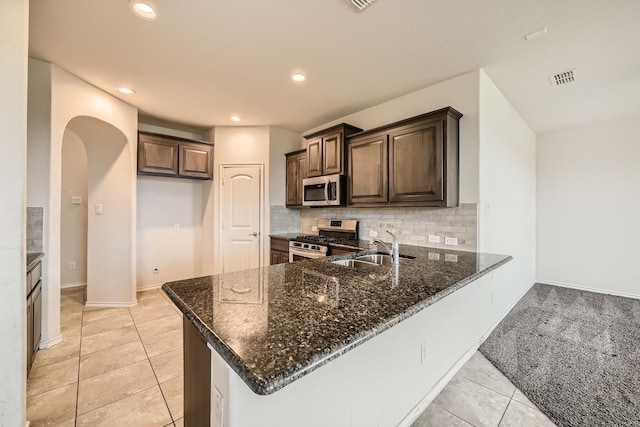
xmin=64 ymin=116 xmax=135 ymax=306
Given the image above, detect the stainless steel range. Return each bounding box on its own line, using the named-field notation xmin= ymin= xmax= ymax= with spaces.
xmin=289 ymin=219 xmax=358 ymax=261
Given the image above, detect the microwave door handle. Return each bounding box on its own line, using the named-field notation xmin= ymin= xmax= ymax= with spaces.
xmin=324 ymin=181 xmax=330 ymax=205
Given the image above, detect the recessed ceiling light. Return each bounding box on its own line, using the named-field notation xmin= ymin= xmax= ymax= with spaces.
xmin=524 ymin=27 xmax=548 ymax=41
xmin=230 ymin=116 xmax=241 ymax=122
xmin=291 ymin=73 xmax=306 ymax=82
xmin=128 ymin=1 xmax=158 ymax=21
xmin=116 ymin=86 xmax=136 ymax=95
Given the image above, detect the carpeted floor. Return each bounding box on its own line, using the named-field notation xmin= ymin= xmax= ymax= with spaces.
xmin=480 ymin=283 xmax=640 ymax=427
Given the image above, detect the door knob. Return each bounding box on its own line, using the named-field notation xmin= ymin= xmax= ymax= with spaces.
xmin=249 ymin=232 xmax=258 ymax=237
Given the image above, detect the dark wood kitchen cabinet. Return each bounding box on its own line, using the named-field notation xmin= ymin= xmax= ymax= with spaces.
xmin=270 ymin=237 xmax=290 ymax=264
xmin=138 ymin=131 xmax=213 ymax=180
xmin=348 ymin=131 xmax=388 ymax=205
xmin=304 ymin=124 xmax=362 ymax=177
xmin=26 ymin=260 xmax=42 ymax=376
xmin=347 ymin=107 xmax=462 ymax=208
xmin=285 ymin=149 xmax=307 ymax=208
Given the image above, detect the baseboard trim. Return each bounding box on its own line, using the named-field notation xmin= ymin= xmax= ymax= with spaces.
xmin=136 ymin=283 xmax=163 ymax=292
xmin=61 ymin=281 xmax=86 ymax=289
xmin=537 ymin=280 xmax=640 ymax=300
xmin=39 ymin=334 xmax=63 ymax=349
xmin=397 ymin=280 xmax=536 ymax=427
xmin=84 ymin=300 xmax=137 ymax=308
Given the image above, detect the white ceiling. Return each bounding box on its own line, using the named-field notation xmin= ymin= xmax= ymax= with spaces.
xmin=29 ymin=0 xmax=640 ymax=134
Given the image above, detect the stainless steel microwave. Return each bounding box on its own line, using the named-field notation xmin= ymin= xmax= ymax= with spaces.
xmin=302 ymin=174 xmax=346 ymax=207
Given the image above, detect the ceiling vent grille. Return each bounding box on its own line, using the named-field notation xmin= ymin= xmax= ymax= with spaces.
xmin=550 ymin=69 xmax=576 ymax=87
xmin=344 ymin=0 xmax=376 ymax=12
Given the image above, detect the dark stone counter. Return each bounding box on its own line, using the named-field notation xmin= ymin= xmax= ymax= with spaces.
xmin=27 ymin=252 xmax=45 ymax=272
xmin=162 ymin=246 xmax=511 ymax=395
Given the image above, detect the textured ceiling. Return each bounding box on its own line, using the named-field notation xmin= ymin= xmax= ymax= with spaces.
xmin=29 ymin=0 xmax=640 ymax=133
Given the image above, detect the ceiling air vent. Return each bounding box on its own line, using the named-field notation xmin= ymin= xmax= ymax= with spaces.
xmin=344 ymin=0 xmax=376 ymax=12
xmin=549 ymin=69 xmax=576 ymax=87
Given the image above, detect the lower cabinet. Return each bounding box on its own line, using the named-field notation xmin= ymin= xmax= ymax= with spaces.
xmin=27 ymin=261 xmax=42 ymax=376
xmin=270 ymin=237 xmax=290 ymax=264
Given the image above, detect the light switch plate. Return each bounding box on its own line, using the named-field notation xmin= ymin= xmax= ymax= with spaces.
xmin=428 ymin=235 xmax=440 ymax=243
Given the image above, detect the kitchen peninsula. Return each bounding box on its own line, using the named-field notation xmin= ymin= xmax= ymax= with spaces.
xmin=163 ymin=246 xmax=511 ymax=426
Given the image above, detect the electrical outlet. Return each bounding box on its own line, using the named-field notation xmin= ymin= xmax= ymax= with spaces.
xmin=369 ymin=230 xmax=378 ymax=238
xmin=428 ymin=234 xmax=440 ymax=243
xmin=444 ymin=237 xmax=458 ymax=246
xmin=174 ymin=223 xmax=180 ymax=231
xmin=428 ymin=252 xmax=440 ymax=261
xmin=421 ymin=342 xmax=428 ymax=364
xmin=311 ymin=226 xmax=318 ymax=232
xmin=213 ymin=386 xmax=223 ymax=427
xmin=69 ymin=261 xmax=77 ymax=270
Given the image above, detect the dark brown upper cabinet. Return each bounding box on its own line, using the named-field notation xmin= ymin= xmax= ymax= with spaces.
xmin=348 ymin=131 xmax=388 ymax=205
xmin=138 ymin=131 xmax=214 ymax=180
xmin=347 ymin=107 xmax=462 ymax=208
xmin=285 ymin=149 xmax=307 ymax=208
xmin=304 ymin=124 xmax=362 ymax=177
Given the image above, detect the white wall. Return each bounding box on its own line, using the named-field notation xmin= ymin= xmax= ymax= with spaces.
xmin=60 ymin=129 xmax=88 ymax=287
xmin=0 ymin=1 xmax=28 ymax=425
xmin=477 ymin=70 xmax=537 ymax=317
xmin=537 ymin=117 xmax=640 ymax=298
xmin=137 ymin=177 xmax=203 ymax=289
xmin=136 ymin=123 xmax=206 ymax=290
xmin=302 ymin=70 xmax=481 ymax=204
xmin=28 ymin=60 xmax=138 ymax=346
xmin=202 ymin=126 xmax=271 ymax=274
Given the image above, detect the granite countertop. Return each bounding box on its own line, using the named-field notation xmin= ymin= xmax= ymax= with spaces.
xmin=269 ymin=233 xmax=300 ymax=240
xmin=162 ymin=246 xmax=511 ymax=396
xmin=27 ymin=252 xmax=45 ymax=272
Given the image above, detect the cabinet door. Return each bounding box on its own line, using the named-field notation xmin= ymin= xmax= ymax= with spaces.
xmin=32 ymin=282 xmax=42 ymax=354
xmin=285 ymin=155 xmax=299 ymax=207
xmin=322 ymin=131 xmax=344 ymax=175
xmin=138 ymin=134 xmax=178 ymax=176
xmin=26 ymin=294 xmax=33 ymax=374
xmin=179 ymin=143 xmax=213 ymax=179
xmin=271 ymin=249 xmax=281 ymax=265
xmin=348 ymin=132 xmax=388 ymax=205
xmin=306 ymin=137 xmax=323 ymax=177
xmin=285 ymin=151 xmax=307 ymax=208
xmin=297 ymin=154 xmax=307 ymax=205
xmin=389 ymin=120 xmax=443 ymax=203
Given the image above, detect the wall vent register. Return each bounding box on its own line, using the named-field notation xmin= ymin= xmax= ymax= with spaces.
xmin=550 ymin=69 xmax=576 ymax=86
xmin=344 ymin=0 xmax=376 ymax=12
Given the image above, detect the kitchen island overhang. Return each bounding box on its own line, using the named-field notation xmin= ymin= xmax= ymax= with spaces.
xmin=163 ymin=246 xmax=512 ymax=426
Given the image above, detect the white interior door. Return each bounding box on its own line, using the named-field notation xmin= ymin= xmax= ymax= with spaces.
xmin=221 ymin=165 xmax=262 ymax=273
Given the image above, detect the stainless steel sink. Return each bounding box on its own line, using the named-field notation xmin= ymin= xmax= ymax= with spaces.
xmin=330 ymin=259 xmax=381 ymax=269
xmin=354 ymin=254 xmax=412 ymax=265
xmin=331 ymin=253 xmax=414 ymax=268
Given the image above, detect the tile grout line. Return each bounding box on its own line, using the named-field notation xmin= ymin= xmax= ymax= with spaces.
xmin=459 ymin=374 xmax=516 ymax=400
xmin=130 ymin=296 xmax=178 ymax=423
xmin=433 ymin=403 xmax=475 ymax=427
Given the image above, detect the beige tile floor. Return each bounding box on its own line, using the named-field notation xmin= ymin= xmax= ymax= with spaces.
xmin=414 ymin=352 xmax=557 ymax=427
xmin=27 ymin=287 xmax=184 ymax=427
xmin=29 ymin=287 xmax=555 ymax=427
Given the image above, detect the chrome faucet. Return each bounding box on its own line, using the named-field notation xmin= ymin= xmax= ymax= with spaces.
xmin=373 ymin=230 xmax=400 ymax=265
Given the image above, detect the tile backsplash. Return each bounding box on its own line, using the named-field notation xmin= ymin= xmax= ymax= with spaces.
xmin=27 ymin=207 xmax=44 ymax=253
xmin=300 ymin=203 xmax=478 ymax=251
xmin=270 ymin=205 xmax=301 ymax=234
